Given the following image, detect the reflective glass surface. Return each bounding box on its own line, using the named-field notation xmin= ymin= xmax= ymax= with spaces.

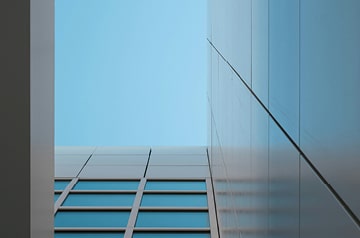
xmin=55 ymin=233 xmax=124 ymax=238
xmin=73 ymin=181 xmax=139 ymax=190
xmin=55 ymin=181 xmax=70 ymax=190
xmin=63 ymin=194 xmax=135 ymax=206
xmin=141 ymin=194 xmax=207 ymax=207
xmin=136 ymin=211 xmax=209 ymax=227
xmin=132 ymin=233 xmax=210 ymax=238
xmin=55 ymin=211 xmax=130 ymax=227
xmin=145 ymin=181 xmax=206 ymax=191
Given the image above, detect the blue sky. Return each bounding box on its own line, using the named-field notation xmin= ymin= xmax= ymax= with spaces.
xmin=55 ymin=0 xmax=207 ymax=146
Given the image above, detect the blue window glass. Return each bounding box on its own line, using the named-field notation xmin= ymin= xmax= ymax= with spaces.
xmin=55 ymin=233 xmax=124 ymax=238
xmin=136 ymin=211 xmax=209 ymax=227
xmin=55 ymin=211 xmax=130 ymax=227
xmin=141 ymin=194 xmax=207 ymax=207
xmin=145 ymin=181 xmax=206 ymax=191
xmin=55 ymin=181 xmax=70 ymax=190
xmin=73 ymin=181 xmax=139 ymax=190
xmin=132 ymin=233 xmax=210 ymax=238
xmin=54 ymin=193 xmax=61 ymax=202
xmin=63 ymin=194 xmax=135 ymax=206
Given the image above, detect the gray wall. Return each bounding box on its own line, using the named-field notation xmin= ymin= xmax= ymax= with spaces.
xmin=0 ymin=0 xmax=54 ymax=237
xmin=208 ymin=0 xmax=360 ymax=237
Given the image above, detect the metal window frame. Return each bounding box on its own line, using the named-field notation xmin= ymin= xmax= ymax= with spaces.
xmin=54 ymin=177 xmax=218 ymax=237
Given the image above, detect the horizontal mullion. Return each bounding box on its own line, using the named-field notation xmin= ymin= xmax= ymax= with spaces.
xmin=133 ymin=227 xmax=211 ymax=232
xmin=142 ymin=190 xmax=206 ymax=194
xmin=55 ymin=178 xmax=73 ymax=181
xmin=77 ymin=178 xmax=141 ymax=181
xmin=146 ymin=178 xmax=206 ymax=181
xmin=54 ymin=227 xmax=210 ymax=232
xmin=55 ymin=227 xmax=126 ymax=232
xmin=58 ymin=206 xmax=132 ymax=211
xmin=138 ymin=207 xmax=208 ymax=211
xmin=69 ymin=190 xmax=137 ymax=194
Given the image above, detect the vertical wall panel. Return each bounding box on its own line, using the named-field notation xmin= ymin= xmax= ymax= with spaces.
xmin=269 ymin=0 xmax=300 ymax=144
xmin=228 ymin=0 xmax=252 ymax=86
xmin=300 ymin=0 xmax=360 ymax=219
xmin=211 ymin=0 xmax=252 ymax=86
xmin=209 ymin=0 xmax=360 ymax=236
xmin=252 ymin=0 xmax=269 ymax=107
xmin=230 ymin=70 xmax=252 ymax=238
xmin=300 ymin=158 xmax=360 ymax=237
xmin=207 ymin=0 xmax=212 ymax=41
xmin=250 ymin=97 xmax=269 ymax=238
xmin=269 ymin=120 xmax=299 ymax=238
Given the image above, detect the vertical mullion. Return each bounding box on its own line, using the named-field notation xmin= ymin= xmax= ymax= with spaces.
xmin=206 ymin=177 xmax=219 ymax=238
xmin=124 ymin=177 xmax=146 ymax=238
xmin=54 ymin=177 xmax=78 ymax=214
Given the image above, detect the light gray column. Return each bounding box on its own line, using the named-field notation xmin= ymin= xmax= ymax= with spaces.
xmin=0 ymin=0 xmax=54 ymax=237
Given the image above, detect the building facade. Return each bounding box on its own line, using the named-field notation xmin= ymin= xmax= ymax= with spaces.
xmin=54 ymin=146 xmax=218 ymax=238
xmin=2 ymin=1 xmax=360 ymax=237
xmin=208 ymin=0 xmax=360 ymax=237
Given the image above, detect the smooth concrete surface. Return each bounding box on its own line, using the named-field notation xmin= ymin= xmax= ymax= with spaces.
xmin=208 ymin=0 xmax=360 ymax=237
xmin=0 ymin=0 xmax=54 ymax=237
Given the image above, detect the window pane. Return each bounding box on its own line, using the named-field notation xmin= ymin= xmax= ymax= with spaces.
xmin=55 ymin=233 xmax=124 ymax=238
xmin=145 ymin=181 xmax=206 ymax=191
xmin=55 ymin=181 xmax=70 ymax=190
xmin=141 ymin=194 xmax=207 ymax=207
xmin=132 ymin=233 xmax=210 ymax=238
xmin=63 ymin=194 xmax=135 ymax=206
xmin=136 ymin=211 xmax=209 ymax=227
xmin=54 ymin=193 xmax=61 ymax=202
xmin=73 ymin=181 xmax=139 ymax=190
xmin=55 ymin=211 xmax=130 ymax=227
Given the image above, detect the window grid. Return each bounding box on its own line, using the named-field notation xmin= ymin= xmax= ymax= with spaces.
xmin=54 ymin=178 xmax=217 ymax=238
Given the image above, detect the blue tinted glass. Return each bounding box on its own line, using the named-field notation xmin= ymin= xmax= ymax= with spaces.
xmin=55 ymin=211 xmax=130 ymax=227
xmin=55 ymin=233 xmax=124 ymax=238
xmin=63 ymin=194 xmax=135 ymax=206
xmin=141 ymin=194 xmax=207 ymax=207
xmin=145 ymin=181 xmax=206 ymax=191
xmin=136 ymin=211 xmax=209 ymax=227
xmin=73 ymin=181 xmax=139 ymax=190
xmin=54 ymin=193 xmax=61 ymax=202
xmin=55 ymin=181 xmax=70 ymax=190
xmin=133 ymin=233 xmax=210 ymax=238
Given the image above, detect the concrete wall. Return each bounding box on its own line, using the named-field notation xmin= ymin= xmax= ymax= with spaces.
xmin=0 ymin=0 xmax=54 ymax=237
xmin=208 ymin=0 xmax=360 ymax=237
